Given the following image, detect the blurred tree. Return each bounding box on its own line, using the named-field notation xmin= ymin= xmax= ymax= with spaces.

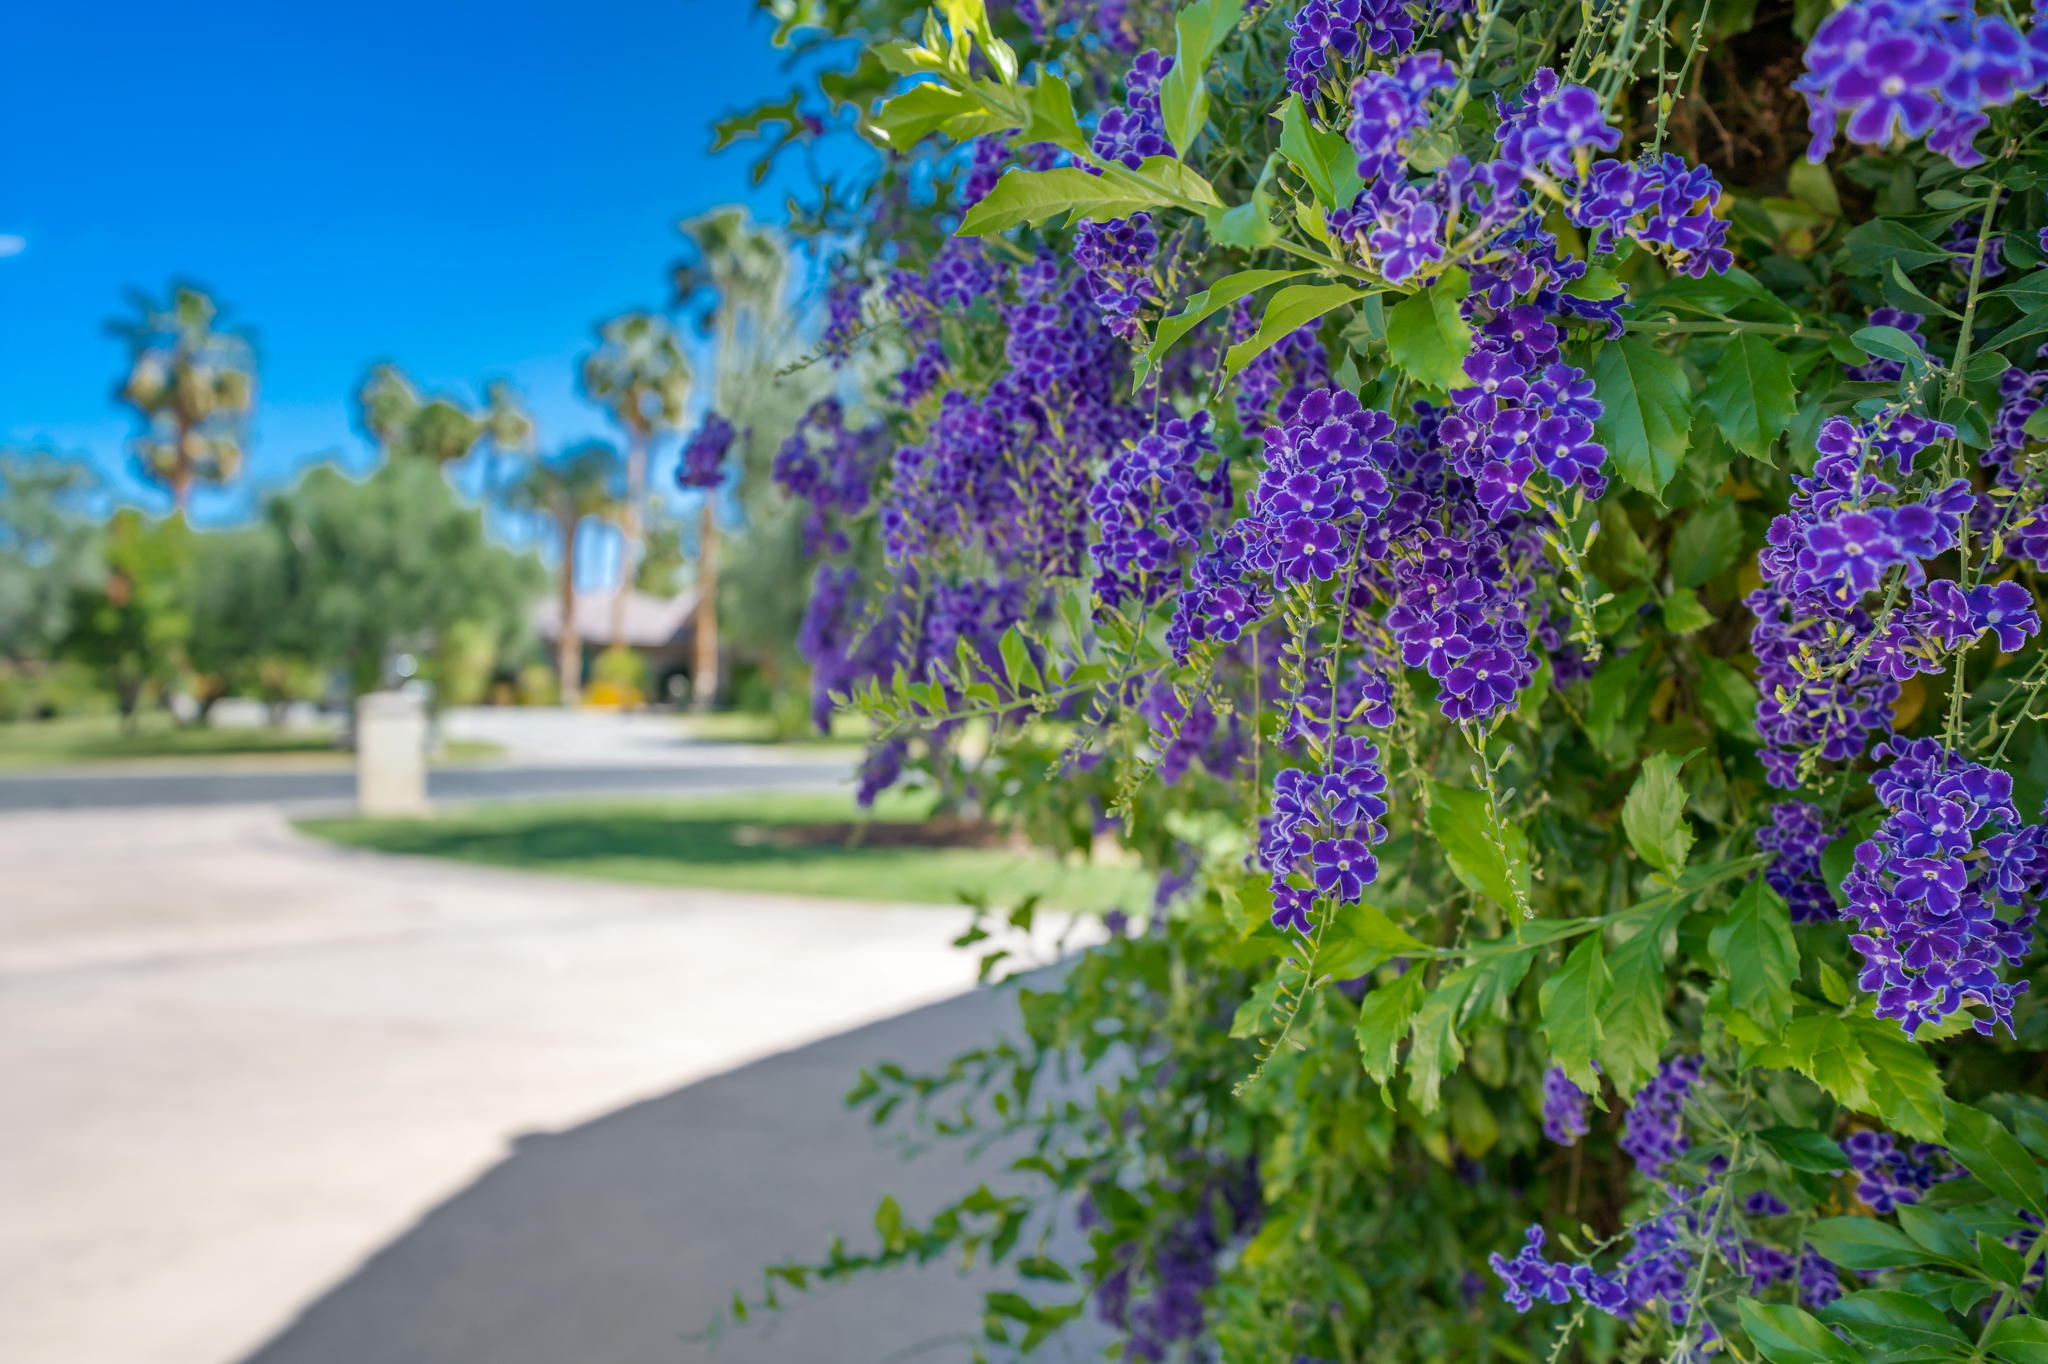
xmin=266 ymin=461 xmax=544 ymax=700
xmin=673 ymin=207 xmax=816 ymax=715
xmin=355 ymin=365 xmax=536 ymax=486
xmin=0 ymin=448 xmax=104 ymax=661
xmin=108 ymin=285 xmax=255 ymax=518
xmin=185 ymin=526 xmax=325 ymax=725
xmin=61 ymin=509 xmax=193 ymax=729
xmin=580 ymin=313 xmax=690 ymax=651
xmin=507 ymin=442 xmax=626 ymax=704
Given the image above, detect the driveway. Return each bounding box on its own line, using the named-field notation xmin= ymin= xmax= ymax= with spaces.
xmin=0 ymin=803 xmax=1033 ymax=1364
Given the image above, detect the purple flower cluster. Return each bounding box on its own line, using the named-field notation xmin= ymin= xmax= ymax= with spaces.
xmin=1088 ymin=413 xmax=1231 ymax=610
xmin=1074 ymin=212 xmax=1160 ymax=339
xmin=1799 ymin=0 xmax=2048 ymax=167
xmin=773 ymin=398 xmax=883 ymax=554
xmin=1749 ymin=413 xmax=1969 ymax=786
xmin=676 ymin=412 xmax=736 ymax=489
xmin=1843 ymin=1128 xmax=1957 ymax=1212
xmin=1619 ymin=1055 xmax=1702 ymax=1179
xmin=1541 ymin=1065 xmax=1590 ymax=1146
xmin=1437 ymin=310 xmax=1609 ymax=519
xmin=1091 ymin=49 xmax=1171 ymax=170
xmin=1842 ymin=736 xmax=2048 ymax=1035
xmin=1981 ymin=365 xmax=2048 ymax=569
xmin=1087 ymin=1161 xmax=1261 ymax=1363
xmin=1140 ymin=681 xmax=1244 ymax=785
xmin=821 ymin=266 xmax=863 ymax=366
xmin=1331 ymin=62 xmax=1730 ymax=288
xmin=1258 ymin=737 xmax=1390 ymax=934
xmin=1756 ymin=801 xmax=1841 ymax=924
xmin=1284 ymin=0 xmax=1417 ymax=98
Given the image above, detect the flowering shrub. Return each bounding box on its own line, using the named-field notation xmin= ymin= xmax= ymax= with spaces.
xmin=717 ymin=0 xmax=2048 ymax=1358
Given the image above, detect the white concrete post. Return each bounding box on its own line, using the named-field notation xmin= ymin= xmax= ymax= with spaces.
xmin=355 ymin=691 xmax=429 ymax=816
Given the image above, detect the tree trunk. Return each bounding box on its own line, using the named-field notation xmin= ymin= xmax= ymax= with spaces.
xmin=610 ymin=432 xmax=646 ymax=650
xmin=691 ymin=498 xmax=719 ymax=712
xmin=557 ymin=517 xmax=583 ymax=705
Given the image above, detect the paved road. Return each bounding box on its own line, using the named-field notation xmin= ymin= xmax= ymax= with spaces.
xmin=0 ymin=802 xmax=1071 ymax=1364
xmin=242 ymin=988 xmax=1108 ymax=1364
xmin=0 ymin=756 xmax=854 ymax=812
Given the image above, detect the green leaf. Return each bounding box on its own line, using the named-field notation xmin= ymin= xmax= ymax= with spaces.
xmin=1694 ymin=654 xmax=1761 ymax=740
xmin=1737 ymin=1299 xmax=1863 ymax=1364
xmin=1851 ymin=1019 xmax=1948 ymax=1142
xmin=1356 ymin=965 xmax=1428 ymax=1084
xmin=1802 ymin=1216 xmax=1929 ymax=1271
xmin=1277 ymin=95 xmax=1363 ymax=209
xmin=1670 ymin=500 xmax=1742 ymax=588
xmin=1138 ymin=268 xmax=1311 ymax=382
xmin=1160 ymin=0 xmax=1244 ymax=156
xmin=1842 ymin=219 xmax=1951 ymax=276
xmin=1894 ymin=1204 xmax=1978 ymax=1264
xmin=1945 ymin=1104 xmax=2048 ymax=1216
xmin=1384 ymin=268 xmax=1474 ymax=392
xmin=1987 ymin=1315 xmax=2048 ymax=1364
xmin=1759 ymin=1012 xmax=1872 ymax=1110
xmin=1405 ymin=966 xmax=1478 ymax=1112
xmin=1704 ymin=333 xmax=1797 ymax=460
xmin=1820 ymin=1290 xmax=1967 ymax=1355
xmin=1229 ymin=973 xmax=1286 ymax=1039
xmin=1711 ymin=879 xmax=1797 ymax=1033
xmin=1599 ymin=911 xmax=1677 ymax=1094
xmin=1756 ymin=1126 xmax=1851 ymax=1173
xmin=1320 ymin=901 xmax=1427 ymax=979
xmin=1018 ymin=73 xmax=1088 ymax=155
xmin=1622 ymin=752 xmax=1695 ymax=876
xmin=1427 ymin=782 xmax=1529 ymax=909
xmin=1661 ymin=585 xmax=1716 ymax=634
xmin=1539 ymin=935 xmax=1610 ymax=1090
xmin=958 ymin=157 xmax=1218 ymax=235
xmin=1591 ymin=339 xmax=1692 ymax=498
xmin=872 ymin=81 xmax=993 ymax=148
xmin=1852 ymin=323 xmax=1927 ymax=365
xmin=1224 ymin=283 xmax=1372 ymax=378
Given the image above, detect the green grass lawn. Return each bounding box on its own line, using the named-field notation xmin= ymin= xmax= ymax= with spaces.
xmin=296 ymin=790 xmax=1149 ymax=910
xmin=0 ymin=715 xmax=499 ymax=770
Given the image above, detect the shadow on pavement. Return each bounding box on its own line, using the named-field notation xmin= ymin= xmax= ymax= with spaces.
xmin=240 ymin=987 xmax=1107 ymax=1364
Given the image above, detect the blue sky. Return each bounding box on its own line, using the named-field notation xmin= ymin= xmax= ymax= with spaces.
xmin=0 ymin=0 xmax=857 ymax=566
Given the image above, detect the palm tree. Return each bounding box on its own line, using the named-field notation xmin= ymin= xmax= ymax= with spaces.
xmin=354 ymin=364 xmax=536 ymax=472
xmin=508 ymin=442 xmax=625 ymax=704
xmin=671 ymin=207 xmax=790 ymax=711
xmin=579 ymin=313 xmax=690 ymax=653
xmin=108 ymin=285 xmax=256 ymax=519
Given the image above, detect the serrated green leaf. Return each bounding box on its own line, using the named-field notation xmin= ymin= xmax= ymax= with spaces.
xmin=1987 ymin=1315 xmax=2048 ymax=1364
xmin=1384 ymin=268 xmax=1474 ymax=392
xmin=1710 ymin=879 xmax=1797 ymax=1031
xmin=1406 ymin=966 xmax=1478 ymax=1112
xmin=1599 ymin=911 xmax=1677 ymax=1094
xmin=1694 ymin=653 xmax=1761 ymax=740
xmin=1623 ymin=752 xmax=1695 ymax=876
xmin=1670 ymin=499 xmax=1742 ymax=588
xmin=958 ymin=156 xmax=1218 ymax=235
xmin=1590 ymin=339 xmax=1692 ymax=497
xmin=1356 ymin=966 xmax=1428 ymax=1084
xmin=1894 ymin=1204 xmax=1977 ymax=1264
xmin=1427 ymin=782 xmax=1530 ymax=909
xmin=1851 ymin=1018 xmax=1948 ymax=1142
xmin=1842 ymin=219 xmax=1951 ymax=276
xmin=1018 ymin=72 xmax=1088 ymax=154
xmin=1759 ymin=1012 xmax=1872 ymax=1110
xmin=1539 ymin=935 xmax=1610 ymax=1090
xmin=1705 ymin=332 xmax=1797 ymax=459
xmin=1320 ymin=901 xmax=1426 ymax=979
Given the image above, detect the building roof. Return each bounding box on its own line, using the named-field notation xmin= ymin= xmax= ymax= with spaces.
xmin=533 ymin=587 xmax=699 ymax=649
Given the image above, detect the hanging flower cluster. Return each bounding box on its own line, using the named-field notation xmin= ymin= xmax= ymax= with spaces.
xmin=1843 ymin=736 xmax=2048 ymax=1035
xmin=1755 ymin=800 xmax=1840 ymax=924
xmin=1798 ymin=0 xmax=2048 ymax=167
xmin=1258 ymin=736 xmax=1390 ymax=934
xmin=677 ymin=411 xmax=736 ymax=489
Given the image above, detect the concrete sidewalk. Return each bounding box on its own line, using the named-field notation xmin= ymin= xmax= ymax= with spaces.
xmin=0 ymin=804 xmax=1008 ymax=1364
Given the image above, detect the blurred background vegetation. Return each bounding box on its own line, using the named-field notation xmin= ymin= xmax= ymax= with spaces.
xmin=0 ymin=206 xmax=852 ymax=760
